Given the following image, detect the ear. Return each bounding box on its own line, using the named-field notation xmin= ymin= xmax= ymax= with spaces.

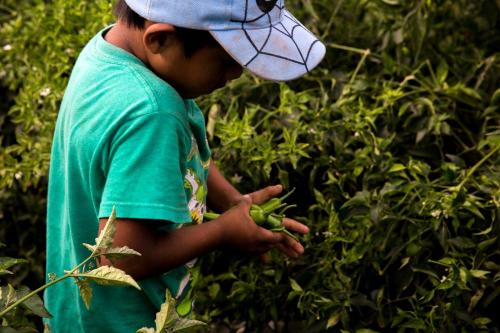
xmin=143 ymin=23 xmax=176 ymax=54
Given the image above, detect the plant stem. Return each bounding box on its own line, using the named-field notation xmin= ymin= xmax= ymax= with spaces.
xmin=349 ymin=49 xmax=371 ymax=85
xmin=457 ymin=145 xmax=500 ymax=190
xmin=0 ymin=275 xmax=68 ymax=317
xmin=0 ymin=255 xmax=94 ymax=318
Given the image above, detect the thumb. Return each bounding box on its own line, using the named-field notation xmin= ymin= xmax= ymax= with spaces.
xmin=237 ymin=194 xmax=253 ymax=208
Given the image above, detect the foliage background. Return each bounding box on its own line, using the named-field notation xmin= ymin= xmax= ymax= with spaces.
xmin=1 ymin=0 xmax=499 ymax=332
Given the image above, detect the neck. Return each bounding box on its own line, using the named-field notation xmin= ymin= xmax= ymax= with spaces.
xmin=105 ymin=21 xmax=149 ymax=66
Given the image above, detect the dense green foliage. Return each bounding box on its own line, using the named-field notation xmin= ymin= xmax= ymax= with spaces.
xmin=1 ymin=0 xmax=499 ymax=332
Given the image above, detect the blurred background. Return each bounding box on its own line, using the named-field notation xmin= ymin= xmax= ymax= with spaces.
xmin=1 ymin=0 xmax=499 ymax=332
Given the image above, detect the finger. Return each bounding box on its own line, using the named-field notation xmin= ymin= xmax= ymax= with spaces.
xmin=275 ymin=243 xmax=299 ymax=259
xmin=249 ymin=185 xmax=282 ymax=205
xmin=282 ymin=218 xmax=310 ymax=234
xmin=280 ymin=234 xmax=305 ymax=255
xmin=259 ymin=252 xmax=272 ymax=264
xmin=258 ymin=227 xmax=285 ymax=245
xmin=236 ymin=194 xmax=253 ymax=209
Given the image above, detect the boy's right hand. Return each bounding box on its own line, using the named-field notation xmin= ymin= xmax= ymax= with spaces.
xmin=216 ymin=195 xmax=305 ymax=258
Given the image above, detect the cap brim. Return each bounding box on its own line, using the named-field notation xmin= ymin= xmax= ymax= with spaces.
xmin=210 ymin=9 xmax=326 ymax=82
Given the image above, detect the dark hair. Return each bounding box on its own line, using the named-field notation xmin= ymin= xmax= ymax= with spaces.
xmin=113 ymin=0 xmax=219 ymax=57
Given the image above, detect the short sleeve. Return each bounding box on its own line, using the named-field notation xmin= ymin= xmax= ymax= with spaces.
xmin=98 ymin=112 xmax=192 ymax=223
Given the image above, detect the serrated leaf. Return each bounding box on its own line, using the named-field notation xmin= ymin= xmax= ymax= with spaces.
xmin=289 ymin=278 xmax=303 ymax=292
xmin=76 ymin=279 xmax=93 ymax=310
xmin=136 ymin=328 xmax=155 ymax=333
xmin=170 ymin=318 xmax=206 ymax=332
xmin=93 ymin=207 xmax=117 ymax=254
xmin=0 ymin=284 xmax=18 ymax=309
xmin=155 ymin=289 xmax=177 ymax=332
xmin=102 ymin=246 xmax=141 ymax=261
xmin=76 ymin=266 xmax=140 ymax=290
xmin=82 ymin=243 xmax=96 ymax=253
xmin=16 ymin=286 xmax=52 ymax=318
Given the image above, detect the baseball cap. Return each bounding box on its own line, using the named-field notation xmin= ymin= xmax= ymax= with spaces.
xmin=124 ymin=0 xmax=326 ymax=81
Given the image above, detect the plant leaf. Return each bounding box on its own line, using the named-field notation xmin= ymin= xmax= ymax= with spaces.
xmin=170 ymin=318 xmax=207 ymax=332
xmin=76 ymin=266 xmax=140 ymax=290
xmin=155 ymin=289 xmax=177 ymax=332
xmin=0 ymin=257 xmax=28 ymax=274
xmin=75 ymin=279 xmax=93 ymax=310
xmin=16 ymin=286 xmax=52 ymax=318
xmin=102 ymin=246 xmax=141 ymax=261
xmin=136 ymin=328 xmax=155 ymax=333
xmin=289 ymin=278 xmax=303 ymax=292
xmin=93 ymin=207 xmax=117 ymax=255
xmin=82 ymin=243 xmax=96 ymax=253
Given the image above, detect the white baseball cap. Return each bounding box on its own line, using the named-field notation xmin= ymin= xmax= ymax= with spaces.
xmin=124 ymin=0 xmax=326 ymax=81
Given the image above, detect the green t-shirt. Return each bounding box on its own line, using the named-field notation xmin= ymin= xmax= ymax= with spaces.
xmin=44 ymin=27 xmax=211 ymax=333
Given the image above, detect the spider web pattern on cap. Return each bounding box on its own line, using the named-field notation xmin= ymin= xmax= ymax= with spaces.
xmin=230 ymin=0 xmax=322 ymax=74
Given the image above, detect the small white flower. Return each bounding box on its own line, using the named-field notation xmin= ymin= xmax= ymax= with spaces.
xmin=231 ymin=173 xmax=242 ymax=184
xmin=14 ymin=172 xmax=23 ymax=180
xmin=354 ymin=131 xmax=360 ymax=137
xmin=3 ymin=44 xmax=12 ymax=51
xmin=431 ymin=210 xmax=441 ymax=218
xmin=440 ymin=275 xmax=447 ymax=283
xmin=40 ymin=87 xmax=51 ymax=97
xmin=322 ymin=231 xmax=333 ymax=237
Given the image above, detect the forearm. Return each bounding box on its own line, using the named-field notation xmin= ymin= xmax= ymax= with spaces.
xmin=207 ymin=160 xmax=243 ymax=212
xmin=99 ymin=218 xmax=225 ymax=280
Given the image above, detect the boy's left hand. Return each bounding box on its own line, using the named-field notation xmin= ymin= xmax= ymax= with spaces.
xmin=242 ymin=185 xmax=310 ymax=260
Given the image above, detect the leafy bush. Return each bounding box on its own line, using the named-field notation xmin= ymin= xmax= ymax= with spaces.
xmin=1 ymin=0 xmax=499 ymax=332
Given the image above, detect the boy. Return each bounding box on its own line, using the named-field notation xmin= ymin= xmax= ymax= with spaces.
xmin=45 ymin=0 xmax=325 ymax=332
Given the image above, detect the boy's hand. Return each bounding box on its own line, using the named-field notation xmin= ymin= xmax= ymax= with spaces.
xmin=218 ymin=188 xmax=309 ymax=259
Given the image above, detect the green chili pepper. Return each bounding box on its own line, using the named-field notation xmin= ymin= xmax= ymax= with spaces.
xmin=250 ymin=206 xmax=266 ymax=225
xmin=203 ymin=187 xmax=300 ymax=241
xmin=203 ymin=212 xmax=220 ymax=220
xmin=260 ymin=188 xmax=296 ymax=214
xmin=265 ymin=214 xmax=283 ymax=229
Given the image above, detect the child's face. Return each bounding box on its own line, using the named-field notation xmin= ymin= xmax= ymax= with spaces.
xmin=148 ymin=36 xmax=243 ymax=99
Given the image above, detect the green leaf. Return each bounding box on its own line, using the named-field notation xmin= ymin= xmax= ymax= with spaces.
xmin=473 ymin=317 xmax=492 ymax=326
xmin=356 ymin=329 xmax=380 ymax=333
xmin=473 ymin=225 xmax=493 ymax=236
xmin=0 ymin=257 xmax=28 ymax=274
xmin=76 ymin=266 xmax=140 ymax=290
xmin=0 ymin=285 xmax=17 ymax=309
xmin=448 ymin=237 xmax=475 ymax=249
xmin=313 ymin=188 xmax=325 ymax=205
xmin=170 ymin=318 xmax=206 ymax=332
xmin=401 ymin=318 xmax=426 ymax=329
xmin=75 ymin=279 xmax=93 ymax=310
xmin=389 ymin=163 xmax=406 ymax=173
xmin=17 ymin=286 xmax=52 ymax=318
xmin=469 ymin=270 xmax=489 ymax=279
xmin=289 ymin=278 xmax=303 ymax=292
xmin=326 ymin=313 xmax=341 ymax=329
